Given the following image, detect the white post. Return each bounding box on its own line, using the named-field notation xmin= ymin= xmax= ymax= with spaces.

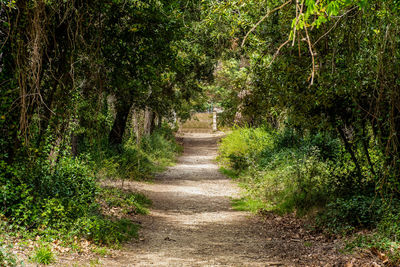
xmin=173 ymin=111 xmax=177 ymax=124
xmin=213 ymin=111 xmax=217 ymax=132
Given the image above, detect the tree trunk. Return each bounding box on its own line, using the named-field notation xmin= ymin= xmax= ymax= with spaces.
xmin=144 ymin=107 xmax=155 ymax=136
xmin=109 ymin=101 xmax=131 ymax=145
xmin=337 ymin=126 xmax=362 ymax=176
xmin=132 ymin=109 xmax=141 ymax=144
xmin=71 ymin=133 xmax=78 ymax=157
xmin=361 ymin=121 xmax=375 ymax=176
xmin=157 ymin=113 xmax=162 ymax=128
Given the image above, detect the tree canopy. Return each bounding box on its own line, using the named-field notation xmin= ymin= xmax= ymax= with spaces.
xmin=1 ymin=0 xmax=400 ymax=263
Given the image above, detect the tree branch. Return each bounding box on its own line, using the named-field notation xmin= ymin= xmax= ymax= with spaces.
xmin=241 ymin=0 xmax=292 ymax=48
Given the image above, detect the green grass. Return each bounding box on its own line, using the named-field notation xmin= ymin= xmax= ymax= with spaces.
xmin=90 ymin=258 xmax=102 ymax=266
xmin=231 ymin=197 xmax=265 ymax=213
xmin=303 ymin=241 xmax=312 ymax=247
xmin=92 ymin=246 xmax=111 ymax=257
xmin=219 ymin=167 xmax=239 ymax=179
xmin=30 ymin=244 xmax=55 ymax=265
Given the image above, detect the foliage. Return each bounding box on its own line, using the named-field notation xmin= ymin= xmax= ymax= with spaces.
xmin=219 ymin=125 xmax=400 ymax=263
xmin=74 ymin=216 xmax=140 ymax=246
xmin=218 ymin=126 xmax=338 ymax=213
xmin=30 ymin=244 xmax=56 ymax=265
xmin=346 ymin=233 xmax=400 ymax=265
xmin=0 ymin=241 xmax=19 ymax=267
xmin=316 ymin=196 xmax=398 ymax=235
xmin=1 ymin=155 xmax=96 ymax=228
xmin=218 ymin=126 xmax=274 ymax=171
xmin=2 ymin=0 xmax=400 ymax=263
xmin=94 ymin=125 xmax=181 ymax=180
xmin=0 ymin=124 xmax=176 ymax=250
xmin=218 ymin=125 xmax=388 ymax=215
xmin=206 ymin=0 xmax=400 ymax=259
xmin=100 ymin=187 xmax=152 ymax=216
xmin=1 ymin=0 xmax=212 ymax=252
xmin=206 ymin=0 xmax=400 ymax=192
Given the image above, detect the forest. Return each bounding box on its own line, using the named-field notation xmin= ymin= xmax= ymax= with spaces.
xmin=1 ymin=0 xmax=400 ymax=265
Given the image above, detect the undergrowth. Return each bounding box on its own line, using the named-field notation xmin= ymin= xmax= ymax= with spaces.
xmin=0 ymin=125 xmax=179 ymax=265
xmin=0 ymin=241 xmax=19 ymax=267
xmin=94 ymin=126 xmax=181 ymax=180
xmin=218 ymin=125 xmax=400 ymax=265
xmin=30 ymin=244 xmax=55 ymax=265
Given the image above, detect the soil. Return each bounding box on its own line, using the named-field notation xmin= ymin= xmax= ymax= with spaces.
xmin=57 ymin=132 xmax=379 ymax=266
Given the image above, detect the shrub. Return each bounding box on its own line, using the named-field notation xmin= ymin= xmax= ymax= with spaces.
xmin=75 ymin=216 xmax=140 ymax=245
xmin=95 ymin=125 xmax=181 ymax=180
xmin=0 ymin=124 xmax=175 ymax=248
xmin=101 ymin=187 xmax=152 ymax=215
xmin=316 ymin=195 xmax=398 ymax=234
xmin=0 ymin=155 xmax=143 ymax=246
xmin=2 ymin=156 xmax=97 ymax=229
xmin=218 ymin=126 xmax=334 ymax=213
xmin=30 ymin=244 xmax=55 ymax=265
xmin=218 ymin=126 xmax=273 ymax=171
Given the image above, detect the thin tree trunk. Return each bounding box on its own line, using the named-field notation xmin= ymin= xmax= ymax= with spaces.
xmin=144 ymin=107 xmax=155 ymax=135
xmin=361 ymin=122 xmax=375 ymax=176
xmin=132 ymin=109 xmax=141 ymax=144
xmin=337 ymin=126 xmax=362 ymax=176
xmin=71 ymin=133 xmax=78 ymax=157
xmin=157 ymin=113 xmax=162 ymax=128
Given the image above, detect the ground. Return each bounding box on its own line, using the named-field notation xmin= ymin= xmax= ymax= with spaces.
xmin=50 ymin=132 xmax=379 ymax=266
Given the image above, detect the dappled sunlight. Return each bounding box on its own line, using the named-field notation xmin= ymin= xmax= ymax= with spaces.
xmin=98 ymin=133 xmax=278 ymax=266
xmin=168 ymin=163 xmax=218 ymax=170
xmin=150 ymin=210 xmax=249 ymax=225
xmin=137 ymin=183 xmax=231 ymax=197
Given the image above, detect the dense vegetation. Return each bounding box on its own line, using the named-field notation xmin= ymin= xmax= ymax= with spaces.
xmin=0 ymin=0 xmax=211 ymax=263
xmin=210 ymin=0 xmax=400 ymax=262
xmin=1 ymin=0 xmax=400 ymax=264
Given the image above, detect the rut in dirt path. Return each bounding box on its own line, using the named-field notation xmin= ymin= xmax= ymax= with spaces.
xmin=104 ymin=132 xmax=283 ymax=266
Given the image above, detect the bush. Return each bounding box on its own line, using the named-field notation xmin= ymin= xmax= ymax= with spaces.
xmin=100 ymin=187 xmax=152 ymax=215
xmin=218 ymin=126 xmax=273 ymax=171
xmin=1 ymin=156 xmax=97 ymax=229
xmin=95 ymin=125 xmax=181 ymax=180
xmin=219 ymin=125 xmax=400 ymax=264
xmin=276 ymin=148 xmax=331 ymax=213
xmin=316 ymin=195 xmax=382 ymax=234
xmin=75 ymin=216 xmax=140 ymax=245
xmin=218 ymin=126 xmax=335 ymax=213
xmin=0 ymin=124 xmax=176 ymax=249
xmin=30 ymin=244 xmax=55 ymax=265
xmin=0 ymin=154 xmax=144 ymax=246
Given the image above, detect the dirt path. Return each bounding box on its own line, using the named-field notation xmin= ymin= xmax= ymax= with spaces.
xmin=95 ymin=133 xmax=286 ymax=266
xmin=65 ymin=132 xmax=374 ymax=266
